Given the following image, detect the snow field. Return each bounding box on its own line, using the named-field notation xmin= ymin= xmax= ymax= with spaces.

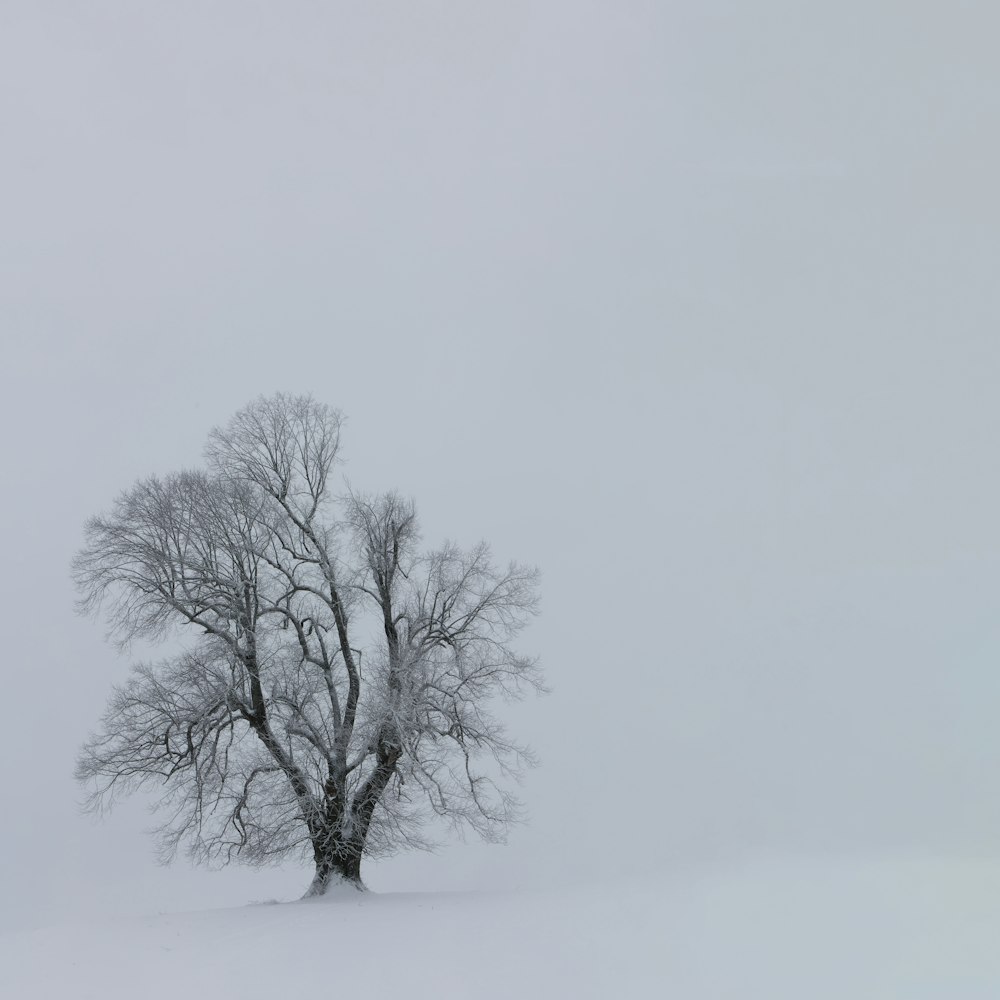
xmin=4 ymin=858 xmax=1000 ymax=999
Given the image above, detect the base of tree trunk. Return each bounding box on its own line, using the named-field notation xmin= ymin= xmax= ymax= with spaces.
xmin=302 ymin=869 xmax=366 ymax=899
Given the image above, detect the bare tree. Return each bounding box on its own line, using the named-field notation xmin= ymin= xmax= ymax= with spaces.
xmin=74 ymin=394 xmax=543 ymax=895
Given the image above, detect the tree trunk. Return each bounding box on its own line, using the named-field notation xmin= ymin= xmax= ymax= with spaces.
xmin=303 ymin=837 xmax=365 ymax=897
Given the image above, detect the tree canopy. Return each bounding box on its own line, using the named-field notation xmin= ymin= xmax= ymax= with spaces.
xmin=74 ymin=394 xmax=542 ymax=893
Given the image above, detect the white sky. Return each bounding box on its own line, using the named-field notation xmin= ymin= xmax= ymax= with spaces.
xmin=1 ymin=1 xmax=999 ymax=926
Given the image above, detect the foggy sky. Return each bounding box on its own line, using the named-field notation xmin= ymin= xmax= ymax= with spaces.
xmin=2 ymin=1 xmax=999 ymax=927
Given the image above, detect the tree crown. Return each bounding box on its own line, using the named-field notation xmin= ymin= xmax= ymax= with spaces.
xmin=75 ymin=394 xmax=542 ymax=886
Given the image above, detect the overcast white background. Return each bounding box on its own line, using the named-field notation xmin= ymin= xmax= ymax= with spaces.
xmin=1 ymin=1 xmax=998 ymax=930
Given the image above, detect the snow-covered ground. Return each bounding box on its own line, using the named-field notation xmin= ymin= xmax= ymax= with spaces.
xmin=4 ymin=857 xmax=1000 ymax=999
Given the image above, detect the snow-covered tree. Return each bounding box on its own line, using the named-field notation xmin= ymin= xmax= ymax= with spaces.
xmin=74 ymin=394 xmax=542 ymax=894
